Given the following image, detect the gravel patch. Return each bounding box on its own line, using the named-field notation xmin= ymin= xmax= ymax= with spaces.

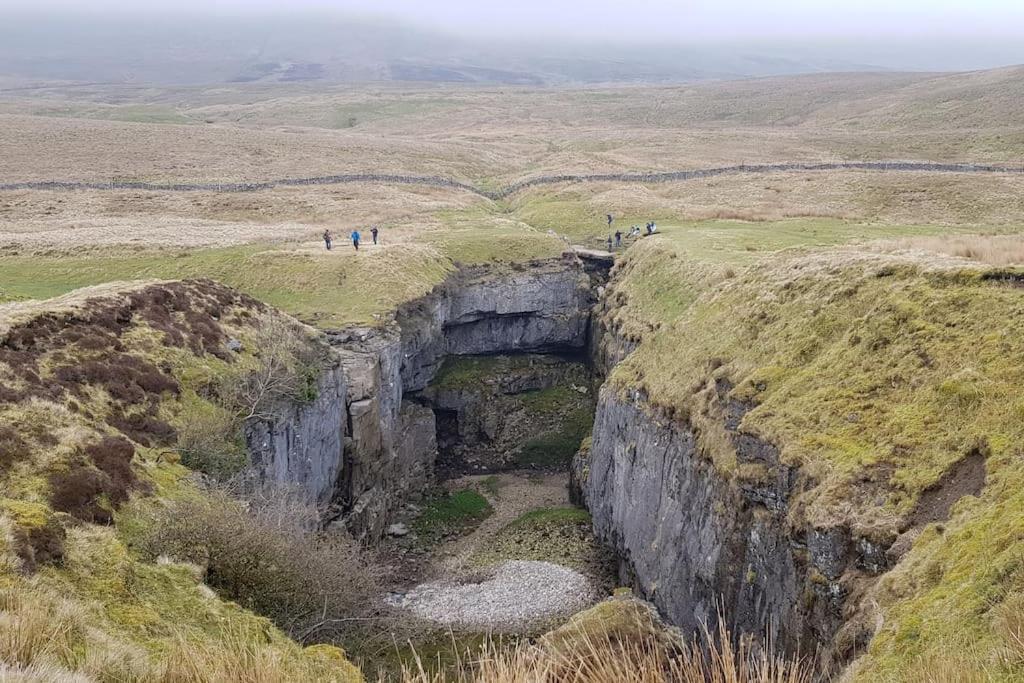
xmin=387 ymin=560 xmax=596 ymax=631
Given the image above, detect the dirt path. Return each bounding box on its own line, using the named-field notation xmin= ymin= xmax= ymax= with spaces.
xmin=432 ymin=471 xmax=571 ymax=574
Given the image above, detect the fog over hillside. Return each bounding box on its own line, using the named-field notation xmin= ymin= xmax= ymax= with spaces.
xmin=1 ymin=4 xmax=1023 ymax=86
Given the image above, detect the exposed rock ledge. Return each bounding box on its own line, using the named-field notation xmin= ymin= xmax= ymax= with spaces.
xmin=247 ymin=254 xmax=601 ymax=541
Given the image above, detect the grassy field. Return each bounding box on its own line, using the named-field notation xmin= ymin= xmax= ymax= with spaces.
xmin=2 ymin=67 xmax=1023 ymax=189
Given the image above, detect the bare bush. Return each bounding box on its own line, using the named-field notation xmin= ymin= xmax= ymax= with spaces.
xmin=220 ymin=317 xmax=325 ymax=423
xmin=132 ymin=487 xmax=378 ymax=642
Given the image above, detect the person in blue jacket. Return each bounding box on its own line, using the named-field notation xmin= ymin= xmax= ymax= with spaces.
xmin=351 ymin=229 xmax=361 ymax=251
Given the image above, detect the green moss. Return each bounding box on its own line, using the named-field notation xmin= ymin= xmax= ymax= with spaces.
xmin=0 ymin=499 xmax=52 ymax=529
xmin=515 ymin=406 xmax=593 ymax=469
xmin=472 ymin=507 xmax=614 ymax=581
xmin=413 ymin=489 xmax=492 ymax=542
xmin=481 ymin=475 xmax=502 ymax=497
xmin=432 ymin=355 xmax=510 ymax=390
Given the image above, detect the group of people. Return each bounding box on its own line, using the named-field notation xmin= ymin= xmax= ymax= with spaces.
xmin=605 ymin=214 xmax=658 ymax=251
xmin=323 ymin=226 xmax=379 ymax=251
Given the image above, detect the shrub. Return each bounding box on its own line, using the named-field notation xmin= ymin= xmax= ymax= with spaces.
xmin=48 ymin=435 xmax=146 ymax=524
xmin=0 ymin=424 xmax=27 ymax=471
xmin=132 ymin=488 xmax=378 ymax=642
xmin=218 ymin=318 xmax=326 ymax=422
xmin=173 ymin=400 xmax=247 ymax=480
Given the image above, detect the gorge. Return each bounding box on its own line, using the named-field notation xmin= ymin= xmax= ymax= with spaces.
xmin=239 ymin=243 xmax=890 ymax=674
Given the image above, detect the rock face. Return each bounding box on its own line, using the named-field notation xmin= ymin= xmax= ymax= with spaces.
xmin=576 ymin=385 xmax=883 ymax=666
xmin=239 ymin=254 xmax=603 ymax=541
xmin=397 ymin=257 xmax=593 ymax=392
xmin=323 ymin=255 xmax=598 ymax=540
xmin=243 ymin=362 xmax=348 ymax=506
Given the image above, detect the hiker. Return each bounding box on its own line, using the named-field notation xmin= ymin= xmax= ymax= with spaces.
xmin=607 ymin=213 xmax=613 ymax=228
xmin=614 ymin=230 xmax=622 ymax=248
xmin=606 ymin=235 xmax=613 ymax=251
xmin=323 ymin=230 xmax=332 ymax=251
xmin=351 ymin=229 xmax=361 ymax=251
xmin=371 ymin=226 xmax=379 ymax=245
xmin=645 ymin=222 xmax=653 ymax=235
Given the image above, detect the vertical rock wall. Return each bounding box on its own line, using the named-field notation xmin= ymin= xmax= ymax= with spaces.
xmin=326 ymin=254 xmax=597 ymax=540
xmin=578 ymin=389 xmax=815 ymax=651
xmin=243 ymin=361 xmax=348 ymax=507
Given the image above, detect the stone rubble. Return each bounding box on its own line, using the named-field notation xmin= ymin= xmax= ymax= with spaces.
xmin=387 ymin=560 xmax=596 ymax=631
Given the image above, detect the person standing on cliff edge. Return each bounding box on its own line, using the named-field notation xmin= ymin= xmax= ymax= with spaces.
xmin=351 ymin=229 xmax=361 ymax=251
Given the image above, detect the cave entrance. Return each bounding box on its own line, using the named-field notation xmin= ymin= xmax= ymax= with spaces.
xmin=414 ymin=352 xmax=597 ymax=478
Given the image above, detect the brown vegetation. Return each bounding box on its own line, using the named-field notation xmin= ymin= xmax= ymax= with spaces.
xmin=391 ymin=600 xmax=808 ymax=683
xmin=873 ymin=233 xmax=1024 ymax=266
xmin=130 ymin=487 xmax=379 ymax=642
xmin=48 ymin=435 xmax=148 ymax=524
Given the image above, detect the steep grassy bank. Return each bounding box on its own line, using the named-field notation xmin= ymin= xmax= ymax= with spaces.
xmin=599 ymin=236 xmax=1024 ymax=678
xmin=0 ymin=280 xmax=363 ymax=681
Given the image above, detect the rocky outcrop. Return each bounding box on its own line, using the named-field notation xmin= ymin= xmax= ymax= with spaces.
xmin=398 ymin=256 xmax=595 ymax=392
xmin=243 ymin=362 xmax=348 ymax=506
xmin=321 ymin=255 xmax=598 ymax=539
xmin=420 ymin=354 xmax=594 ymax=472
xmin=576 ymin=385 xmax=884 ymax=666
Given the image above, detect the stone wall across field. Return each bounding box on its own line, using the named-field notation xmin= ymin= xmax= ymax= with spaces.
xmin=2 ymin=161 xmax=1019 ymax=199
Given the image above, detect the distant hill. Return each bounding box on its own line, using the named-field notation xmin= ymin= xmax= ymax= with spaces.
xmin=0 ymin=11 xmax=919 ymax=87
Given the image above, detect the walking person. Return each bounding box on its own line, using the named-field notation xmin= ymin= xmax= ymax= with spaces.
xmin=607 ymin=213 xmax=613 ymax=229
xmin=371 ymin=226 xmax=379 ymax=245
xmin=351 ymin=229 xmax=361 ymax=251
xmin=323 ymin=229 xmax=332 ymax=251
xmin=614 ymin=230 xmax=622 ymax=248
xmin=606 ymin=235 xmax=613 ymax=251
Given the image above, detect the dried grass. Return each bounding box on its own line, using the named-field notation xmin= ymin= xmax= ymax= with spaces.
xmin=391 ymin=616 xmax=809 ymax=683
xmin=872 ymin=233 xmax=1024 ymax=266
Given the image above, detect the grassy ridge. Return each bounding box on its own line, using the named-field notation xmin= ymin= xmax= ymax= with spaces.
xmin=603 ymin=239 xmax=1024 ymax=679
xmin=0 ymin=281 xmax=362 ymax=681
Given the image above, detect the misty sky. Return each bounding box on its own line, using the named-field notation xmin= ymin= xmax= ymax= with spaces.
xmin=10 ymin=0 xmax=1024 ymax=41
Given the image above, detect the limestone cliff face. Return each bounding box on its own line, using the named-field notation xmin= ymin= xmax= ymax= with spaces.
xmin=243 ymin=362 xmax=348 ymax=507
xmin=322 ymin=255 xmax=596 ymax=540
xmin=398 ymin=257 xmax=594 ymax=392
xmin=576 ymin=382 xmax=885 ymax=669
xmin=327 ymin=325 xmax=437 ymax=540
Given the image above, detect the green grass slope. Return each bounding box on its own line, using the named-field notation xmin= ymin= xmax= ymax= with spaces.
xmin=605 ymin=238 xmax=1024 ymax=679
xmin=0 ymin=279 xmax=361 ymax=682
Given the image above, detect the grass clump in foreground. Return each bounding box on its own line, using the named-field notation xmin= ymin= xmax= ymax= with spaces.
xmin=413 ymin=489 xmax=493 ymax=542
xmin=390 ymin=597 xmax=809 ymax=683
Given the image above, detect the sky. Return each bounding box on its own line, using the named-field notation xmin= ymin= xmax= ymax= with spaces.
xmin=7 ymin=0 xmax=1024 ymax=42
